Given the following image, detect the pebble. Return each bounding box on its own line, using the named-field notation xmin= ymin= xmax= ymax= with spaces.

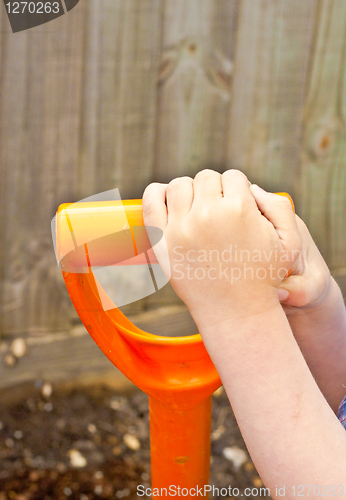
xmin=222 ymin=446 xmax=248 ymax=469
xmin=213 ymin=386 xmax=224 ymax=398
xmin=44 ymin=402 xmax=53 ymax=412
xmin=211 ymin=424 xmax=225 ymax=441
xmin=68 ymin=449 xmax=87 ymax=468
xmin=56 ymin=418 xmax=66 ymax=430
xmin=87 ymin=423 xmax=97 ymax=434
xmin=56 ymin=462 xmax=67 ymax=473
xmin=5 ymin=438 xmax=14 ymax=448
xmin=107 ymin=435 xmax=119 ymax=446
xmin=41 ymin=382 xmax=53 ymax=399
xmin=13 ymin=430 xmax=23 ymax=440
xmin=4 ymin=353 xmax=16 ymax=367
xmin=112 ymin=446 xmax=122 ymax=456
xmin=244 ymin=461 xmax=255 ymax=471
xmin=116 ymin=488 xmax=130 ymax=498
xmin=252 ymin=476 xmax=263 ymax=488
xmin=94 ymin=485 xmax=103 ymax=495
xmin=29 ymin=471 xmax=40 ymax=482
xmin=10 ymin=338 xmax=27 ymax=358
xmin=94 ymin=470 xmax=104 ymax=479
xmin=74 ymin=439 xmax=95 ymax=450
xmin=123 ymin=433 xmax=140 ymax=450
xmin=110 ymin=396 xmax=127 ymax=411
xmin=63 ymin=487 xmax=72 ymax=496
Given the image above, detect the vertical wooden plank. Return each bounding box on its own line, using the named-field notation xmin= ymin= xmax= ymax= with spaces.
xmin=298 ymin=0 xmax=346 ymax=268
xmin=153 ymin=0 xmax=239 ymax=182
xmin=0 ymin=6 xmax=86 ymax=336
xmin=113 ymin=0 xmax=163 ymax=198
xmin=77 ymin=0 xmax=163 ymax=200
xmin=0 ymin=27 xmax=30 ymax=336
xmin=227 ymin=0 xmax=316 ymax=193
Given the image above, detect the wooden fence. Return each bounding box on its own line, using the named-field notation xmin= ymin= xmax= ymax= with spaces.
xmin=1 ymin=0 xmax=346 ymax=345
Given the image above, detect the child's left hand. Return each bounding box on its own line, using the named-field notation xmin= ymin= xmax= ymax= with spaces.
xmin=249 ymin=185 xmax=332 ymax=315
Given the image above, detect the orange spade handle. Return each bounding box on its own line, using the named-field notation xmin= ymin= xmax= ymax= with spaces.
xmin=56 ymin=191 xmax=294 ymax=498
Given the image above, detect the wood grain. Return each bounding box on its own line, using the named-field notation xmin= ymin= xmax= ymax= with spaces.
xmin=0 ymin=0 xmax=345 ymax=355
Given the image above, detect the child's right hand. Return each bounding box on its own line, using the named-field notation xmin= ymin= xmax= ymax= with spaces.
xmin=250 ymin=185 xmax=332 ymax=315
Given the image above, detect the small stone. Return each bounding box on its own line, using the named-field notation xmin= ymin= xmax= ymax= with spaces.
xmin=56 ymin=418 xmax=66 ymax=430
xmin=74 ymin=439 xmax=95 ymax=450
xmin=63 ymin=487 xmax=72 ymax=496
xmin=123 ymin=433 xmax=140 ymax=450
xmin=10 ymin=338 xmax=27 ymax=358
xmin=245 ymin=461 xmax=255 ymax=471
xmin=94 ymin=485 xmax=103 ymax=495
xmin=87 ymin=423 xmax=97 ymax=434
xmin=252 ymin=476 xmax=263 ymax=488
xmin=44 ymin=402 xmax=53 ymax=412
xmin=14 ymin=430 xmax=23 ymax=440
xmin=5 ymin=438 xmax=14 ymax=448
xmin=107 ymin=435 xmax=119 ymax=446
xmin=68 ymin=449 xmax=87 ymax=468
xmin=213 ymin=386 xmax=224 ymax=398
xmin=80 ymin=495 xmax=89 ymax=500
xmin=222 ymin=446 xmax=248 ymax=469
xmin=41 ymin=382 xmax=53 ymax=398
xmin=4 ymin=353 xmax=16 ymax=367
xmin=211 ymin=424 xmax=225 ymax=441
xmin=112 ymin=446 xmax=122 ymax=456
xmin=141 ymin=472 xmax=149 ymax=481
xmin=56 ymin=462 xmax=67 ymax=473
xmin=94 ymin=470 xmax=104 ymax=479
xmin=29 ymin=471 xmax=40 ymax=482
xmin=110 ymin=396 xmax=127 ymax=411
xmin=116 ymin=488 xmax=130 ymax=498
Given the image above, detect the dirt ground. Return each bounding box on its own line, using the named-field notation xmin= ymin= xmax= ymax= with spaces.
xmin=0 ymin=383 xmax=266 ymax=500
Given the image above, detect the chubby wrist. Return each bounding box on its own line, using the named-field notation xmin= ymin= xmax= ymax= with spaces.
xmin=190 ymin=286 xmax=282 ymax=340
xmin=287 ymin=276 xmax=344 ymax=335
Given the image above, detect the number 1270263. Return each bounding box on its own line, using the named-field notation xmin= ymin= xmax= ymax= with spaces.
xmin=5 ymin=2 xmax=61 ymax=14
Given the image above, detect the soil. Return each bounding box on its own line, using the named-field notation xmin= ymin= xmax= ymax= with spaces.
xmin=0 ymin=383 xmax=265 ymax=500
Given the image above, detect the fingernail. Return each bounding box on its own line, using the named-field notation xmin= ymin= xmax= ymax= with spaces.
xmin=278 ymin=288 xmax=289 ymax=302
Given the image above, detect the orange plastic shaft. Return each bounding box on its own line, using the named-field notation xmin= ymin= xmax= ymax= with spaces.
xmin=149 ymin=395 xmax=212 ymax=498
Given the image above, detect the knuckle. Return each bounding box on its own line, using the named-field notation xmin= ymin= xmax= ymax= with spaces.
xmin=279 ymin=196 xmax=293 ymax=210
xmin=167 ymin=177 xmax=190 ymax=192
xmin=222 ymin=169 xmax=250 ymax=182
xmin=194 ymin=169 xmax=219 ymax=180
xmin=142 ymin=198 xmax=156 ymax=223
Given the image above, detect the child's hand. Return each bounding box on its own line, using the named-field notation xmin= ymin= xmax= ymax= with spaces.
xmin=143 ymin=170 xmax=300 ymax=327
xmin=249 ymin=185 xmax=332 ymax=315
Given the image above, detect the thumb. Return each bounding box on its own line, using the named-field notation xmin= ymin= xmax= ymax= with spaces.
xmin=278 ymin=274 xmax=315 ymax=308
xmin=250 ymin=184 xmax=300 ymax=257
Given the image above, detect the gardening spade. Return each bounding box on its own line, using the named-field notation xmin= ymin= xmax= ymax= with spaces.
xmin=53 ymin=193 xmax=293 ymax=498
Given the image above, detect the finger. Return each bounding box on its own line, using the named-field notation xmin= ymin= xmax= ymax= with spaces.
xmin=192 ymin=169 xmax=222 ymax=206
xmin=277 ymin=275 xmax=312 ymax=307
xmin=221 ymin=169 xmax=253 ymax=202
xmin=250 ymin=184 xmax=300 ymax=256
xmin=142 ymin=182 xmax=168 ymax=231
xmin=166 ymin=176 xmax=193 ymax=221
